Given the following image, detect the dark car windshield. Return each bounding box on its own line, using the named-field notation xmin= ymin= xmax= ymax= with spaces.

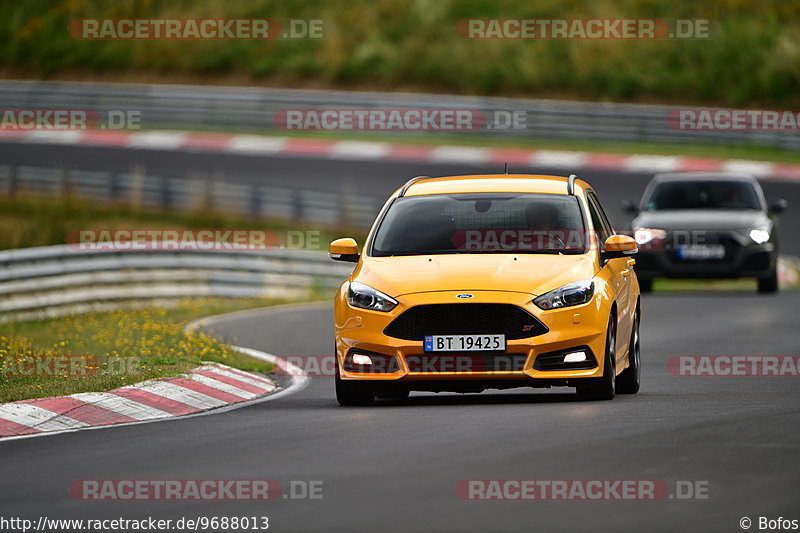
xmin=371 ymin=193 xmax=587 ymax=256
xmin=644 ymin=180 xmax=761 ymax=211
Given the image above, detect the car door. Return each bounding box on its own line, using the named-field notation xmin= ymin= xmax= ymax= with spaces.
xmin=587 ymin=191 xmax=632 ymax=362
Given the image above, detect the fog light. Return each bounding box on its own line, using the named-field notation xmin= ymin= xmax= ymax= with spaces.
xmin=563 ymin=351 xmax=588 ymax=363
xmin=351 ymin=353 xmax=373 ymax=365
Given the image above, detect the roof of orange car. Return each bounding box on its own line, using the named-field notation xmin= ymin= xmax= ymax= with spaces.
xmin=398 ymin=174 xmax=590 ymax=197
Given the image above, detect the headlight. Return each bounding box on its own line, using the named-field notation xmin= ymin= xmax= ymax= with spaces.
xmin=533 ymin=280 xmax=595 ymax=310
xmin=347 ymin=282 xmax=398 ymax=312
xmin=749 ymin=228 xmax=771 ymax=244
xmin=634 ymin=228 xmax=666 ymax=245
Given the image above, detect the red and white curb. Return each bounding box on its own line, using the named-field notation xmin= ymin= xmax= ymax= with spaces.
xmin=1 ymin=128 xmax=799 ymax=182
xmin=0 ymin=359 xmax=297 ymax=440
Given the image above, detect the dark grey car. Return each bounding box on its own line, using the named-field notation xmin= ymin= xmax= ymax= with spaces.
xmin=623 ymin=172 xmax=788 ymax=293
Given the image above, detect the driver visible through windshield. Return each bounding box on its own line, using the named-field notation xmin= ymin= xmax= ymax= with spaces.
xmin=371 ymin=193 xmax=587 ymax=256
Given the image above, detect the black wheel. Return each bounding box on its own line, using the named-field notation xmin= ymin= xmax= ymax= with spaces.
xmin=576 ymin=316 xmax=616 ymax=401
xmin=617 ymin=305 xmax=641 ymax=394
xmin=757 ymin=268 xmax=779 ymax=294
xmin=638 ymin=278 xmax=653 ymax=293
xmin=335 ymin=365 xmax=375 ymax=406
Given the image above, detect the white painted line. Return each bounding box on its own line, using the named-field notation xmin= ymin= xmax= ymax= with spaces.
xmin=624 ymin=155 xmax=682 ymax=172
xmin=722 ymin=159 xmax=774 ymax=177
xmin=218 ymin=365 xmax=279 ymax=388
xmin=0 ymin=403 xmax=88 ymax=431
xmin=330 ymin=141 xmax=390 ymax=160
xmin=24 ymin=130 xmax=85 ymax=144
xmin=128 ymin=380 xmax=227 ymax=409
xmin=429 ymin=146 xmax=490 ymax=164
xmin=227 ymin=135 xmax=287 ymax=155
xmin=127 ymin=131 xmax=188 ymax=150
xmin=531 ymin=150 xmax=588 ymax=169
xmin=186 ymin=374 xmax=257 ymax=399
xmin=198 ymin=365 xmax=276 ymax=391
xmin=71 ymin=392 xmax=172 ymax=421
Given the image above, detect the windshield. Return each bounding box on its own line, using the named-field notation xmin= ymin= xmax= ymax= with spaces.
xmin=371 ymin=193 xmax=587 ymax=256
xmin=644 ymin=181 xmax=761 ymax=211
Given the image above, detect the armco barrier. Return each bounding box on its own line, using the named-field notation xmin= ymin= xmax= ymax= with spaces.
xmin=1 ymin=80 xmax=798 ymax=150
xmin=0 ymin=245 xmax=353 ymax=321
xmin=0 ymin=164 xmax=384 ymax=228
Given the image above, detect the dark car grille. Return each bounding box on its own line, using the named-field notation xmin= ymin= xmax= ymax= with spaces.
xmin=664 ymin=233 xmax=741 ymax=265
xmin=383 ymin=303 xmax=548 ymax=341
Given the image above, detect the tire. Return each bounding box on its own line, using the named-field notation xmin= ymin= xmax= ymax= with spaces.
xmin=616 ymin=305 xmax=641 ymax=394
xmin=638 ymin=278 xmax=653 ymax=293
xmin=335 ymin=365 xmax=375 ymax=406
xmin=757 ymin=268 xmax=779 ymax=294
xmin=576 ymin=316 xmax=616 ymax=401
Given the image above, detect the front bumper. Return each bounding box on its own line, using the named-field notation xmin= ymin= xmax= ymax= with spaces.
xmin=335 ymin=289 xmax=609 ymax=390
xmin=634 ymin=237 xmax=776 ymax=280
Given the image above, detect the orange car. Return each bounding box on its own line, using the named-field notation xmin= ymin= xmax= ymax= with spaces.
xmin=330 ymin=174 xmax=641 ymax=405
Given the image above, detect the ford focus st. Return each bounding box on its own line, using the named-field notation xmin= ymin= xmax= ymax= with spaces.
xmin=329 ymin=174 xmax=641 ymax=405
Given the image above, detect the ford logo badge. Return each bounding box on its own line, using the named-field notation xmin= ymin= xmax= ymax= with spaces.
xmin=456 ymin=293 xmax=474 ymax=299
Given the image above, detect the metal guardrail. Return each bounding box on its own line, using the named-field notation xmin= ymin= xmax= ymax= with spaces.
xmin=1 ymin=80 xmax=798 ymax=150
xmin=0 ymin=164 xmax=384 ymax=228
xmin=0 ymin=245 xmax=353 ymax=321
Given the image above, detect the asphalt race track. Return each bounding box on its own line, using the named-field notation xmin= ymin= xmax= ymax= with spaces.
xmin=0 ymin=142 xmax=798 ymax=532
xmin=0 ymin=294 xmax=799 ymax=532
xmin=0 ymin=141 xmax=799 ymax=255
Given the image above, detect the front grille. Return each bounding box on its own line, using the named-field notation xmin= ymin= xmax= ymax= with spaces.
xmin=384 ymin=303 xmax=548 ymax=341
xmin=664 ymin=233 xmax=740 ymax=265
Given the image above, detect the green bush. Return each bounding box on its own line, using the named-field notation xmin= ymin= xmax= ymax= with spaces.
xmin=1 ymin=0 xmax=798 ymax=105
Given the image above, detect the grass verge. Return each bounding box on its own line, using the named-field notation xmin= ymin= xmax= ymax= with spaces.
xmin=0 ymin=297 xmax=325 ymax=403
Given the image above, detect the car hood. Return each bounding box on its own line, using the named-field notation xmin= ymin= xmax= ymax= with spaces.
xmin=633 ymin=209 xmax=769 ymax=231
xmin=354 ymin=253 xmax=597 ymax=297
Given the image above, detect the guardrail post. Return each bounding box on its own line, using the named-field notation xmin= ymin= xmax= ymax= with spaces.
xmin=61 ymin=167 xmax=70 ymax=195
xmin=8 ymin=165 xmax=18 ymax=196
xmin=250 ymin=184 xmax=261 ymax=217
xmin=292 ymin=189 xmax=303 ymax=220
xmin=161 ymin=176 xmax=172 ymax=209
xmin=109 ymin=172 xmax=120 ymax=202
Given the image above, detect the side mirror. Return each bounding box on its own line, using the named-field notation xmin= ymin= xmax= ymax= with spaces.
xmin=768 ymin=198 xmax=788 ymax=214
xmin=603 ymin=235 xmax=638 ymax=259
xmin=329 ymin=238 xmax=359 ymax=262
xmin=621 ymin=199 xmax=639 ymax=215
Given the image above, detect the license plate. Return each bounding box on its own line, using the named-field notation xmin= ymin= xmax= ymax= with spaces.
xmin=424 ymin=334 xmax=505 ymax=352
xmin=678 ymin=245 xmax=725 ymax=260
